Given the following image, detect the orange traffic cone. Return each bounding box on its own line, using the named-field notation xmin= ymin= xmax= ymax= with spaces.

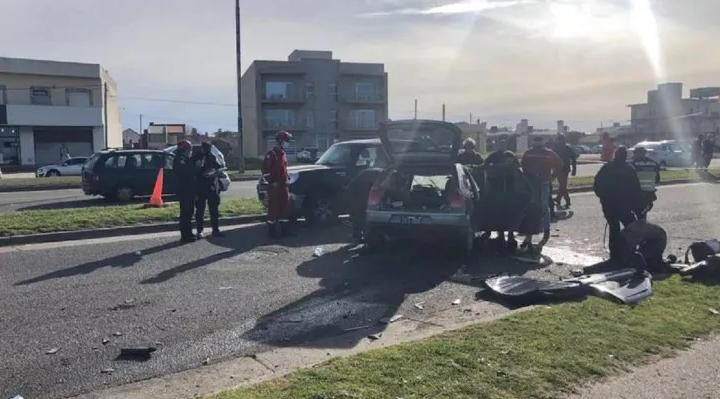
xmin=148 ymin=168 xmax=165 ymax=207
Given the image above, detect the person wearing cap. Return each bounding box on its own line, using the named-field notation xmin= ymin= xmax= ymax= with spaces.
xmin=552 ymin=135 xmax=577 ymax=209
xmin=631 ymin=146 xmax=660 ymax=219
xmin=457 ymin=138 xmax=484 ymax=165
xmin=520 ymin=136 xmax=563 ymax=254
xmin=262 ymin=131 xmax=293 ymax=238
xmin=593 ymin=146 xmax=644 ymax=261
xmin=174 ymin=140 xmax=198 ymax=243
xmin=193 ymin=141 xmax=224 ymax=238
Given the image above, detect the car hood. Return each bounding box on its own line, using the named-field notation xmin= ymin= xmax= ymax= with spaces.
xmin=379 ymin=119 xmax=462 ymax=165
xmin=287 ymin=164 xmax=332 ymax=173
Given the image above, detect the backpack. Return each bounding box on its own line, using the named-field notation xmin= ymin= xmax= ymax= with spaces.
xmin=685 ymin=240 xmax=720 ymax=263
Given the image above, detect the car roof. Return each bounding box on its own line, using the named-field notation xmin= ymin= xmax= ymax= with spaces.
xmin=335 ymin=138 xmax=381 ymax=145
xmin=101 ymin=149 xmax=166 ymax=155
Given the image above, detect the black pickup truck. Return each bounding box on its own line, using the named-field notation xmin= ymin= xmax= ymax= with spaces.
xmin=257 ymin=139 xmax=388 ymax=224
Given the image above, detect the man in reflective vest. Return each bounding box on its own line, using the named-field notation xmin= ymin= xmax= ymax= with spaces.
xmin=263 ymin=130 xmax=292 ymax=238
xmin=631 ymin=147 xmax=660 ymax=219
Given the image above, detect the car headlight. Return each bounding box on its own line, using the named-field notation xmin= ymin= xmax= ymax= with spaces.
xmin=37 ymin=168 xmax=46 ymax=174
xmin=287 ymin=172 xmax=300 ymax=185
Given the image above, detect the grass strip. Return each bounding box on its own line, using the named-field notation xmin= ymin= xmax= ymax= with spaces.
xmin=568 ymin=167 xmax=720 ymax=189
xmin=0 ymin=198 xmax=263 ymax=237
xmin=0 ymin=176 xmax=81 ymax=191
xmin=216 ymin=275 xmax=720 ymax=399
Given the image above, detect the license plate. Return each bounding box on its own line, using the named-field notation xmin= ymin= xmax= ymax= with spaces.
xmin=390 ymin=215 xmax=429 ymax=225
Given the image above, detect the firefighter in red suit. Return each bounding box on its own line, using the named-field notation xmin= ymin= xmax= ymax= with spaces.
xmin=263 ymin=130 xmax=292 ymax=238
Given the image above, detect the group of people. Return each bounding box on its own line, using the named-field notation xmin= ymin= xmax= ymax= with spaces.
xmin=175 ymin=141 xmax=225 ymax=243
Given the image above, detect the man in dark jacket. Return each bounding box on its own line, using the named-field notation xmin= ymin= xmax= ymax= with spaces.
xmin=552 ymin=135 xmax=577 ymax=209
xmin=631 ymin=146 xmax=660 ymax=219
xmin=457 ymin=138 xmax=484 ymax=165
xmin=193 ymin=142 xmax=224 ymax=238
xmin=702 ymin=134 xmax=716 ymax=169
xmin=348 ymin=167 xmax=384 ymax=244
xmin=174 ymin=140 xmax=197 ymax=243
xmin=593 ymin=146 xmax=643 ymax=260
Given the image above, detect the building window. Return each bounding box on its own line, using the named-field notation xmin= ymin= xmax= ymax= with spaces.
xmin=354 ymin=82 xmax=378 ymax=100
xmin=328 ymin=83 xmax=337 ymax=100
xmin=305 ymin=82 xmax=314 ymax=99
xmin=0 ymin=85 xmax=6 ymax=105
xmin=0 ymin=126 xmax=20 ymax=165
xmin=148 ymin=134 xmax=165 ymax=143
xmin=66 ymin=88 xmax=92 ymax=107
xmin=264 ymin=109 xmax=295 ymax=128
xmin=265 ymin=81 xmax=292 ymax=100
xmin=349 ymin=109 xmax=376 ymax=129
xmin=30 ymin=87 xmax=52 ymax=105
xmin=306 ymin=112 xmax=315 ymax=128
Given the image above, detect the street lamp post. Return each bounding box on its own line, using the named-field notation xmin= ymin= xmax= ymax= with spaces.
xmin=235 ymin=0 xmax=245 ymax=172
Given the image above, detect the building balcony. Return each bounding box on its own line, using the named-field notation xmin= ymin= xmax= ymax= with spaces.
xmin=5 ymin=104 xmax=103 ymax=127
xmin=261 ymin=95 xmax=307 ymax=105
xmin=340 ymin=95 xmax=386 ymax=105
xmin=262 ymin=123 xmax=307 ymax=132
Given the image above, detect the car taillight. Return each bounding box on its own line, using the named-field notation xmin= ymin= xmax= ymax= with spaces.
xmin=367 ymin=187 xmax=381 ymax=207
xmin=449 ymin=191 xmax=465 ymax=209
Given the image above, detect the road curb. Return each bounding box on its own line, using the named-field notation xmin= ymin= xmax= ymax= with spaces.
xmin=0 ymin=214 xmax=266 ymax=247
xmin=0 ymin=175 xmax=260 ymax=193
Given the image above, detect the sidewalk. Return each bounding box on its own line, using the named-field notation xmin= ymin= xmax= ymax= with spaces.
xmin=568 ymin=336 xmax=720 ymax=399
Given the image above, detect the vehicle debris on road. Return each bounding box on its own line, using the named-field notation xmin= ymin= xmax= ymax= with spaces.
xmin=45 ymin=347 xmax=60 ymax=355
xmin=379 ymin=314 xmax=403 ymax=324
xmin=100 ymin=368 xmax=115 ymax=374
xmin=117 ymin=347 xmax=157 ymax=361
xmin=313 ymin=247 xmax=324 ymax=257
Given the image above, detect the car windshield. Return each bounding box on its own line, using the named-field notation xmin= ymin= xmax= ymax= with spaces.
xmin=316 ymin=144 xmax=352 ymax=166
xmin=385 ymin=124 xmax=456 ymax=155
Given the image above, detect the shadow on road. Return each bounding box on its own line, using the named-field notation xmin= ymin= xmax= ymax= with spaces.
xmin=239 ymin=242 xmax=466 ymax=349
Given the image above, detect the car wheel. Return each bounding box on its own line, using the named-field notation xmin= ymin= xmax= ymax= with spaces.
xmin=47 ymin=170 xmax=61 ymax=177
xmin=115 ymin=185 xmax=134 ymax=202
xmin=304 ymin=196 xmax=337 ymax=225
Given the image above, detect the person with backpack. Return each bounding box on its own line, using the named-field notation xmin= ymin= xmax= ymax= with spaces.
xmin=193 ymin=142 xmax=224 ymax=238
xmin=262 ymin=131 xmax=293 ymax=238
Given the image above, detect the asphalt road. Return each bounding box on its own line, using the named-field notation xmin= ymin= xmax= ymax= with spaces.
xmin=0 ymin=180 xmax=259 ymax=213
xmin=1 ymin=183 xmax=719 ymax=398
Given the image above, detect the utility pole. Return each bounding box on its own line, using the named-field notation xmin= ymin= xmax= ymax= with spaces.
xmin=139 ymin=114 xmax=143 ymax=135
xmin=103 ymin=82 xmax=108 ymax=149
xmin=414 ymin=99 xmax=418 ymax=120
xmin=235 ymin=0 xmax=245 ymax=172
xmin=139 ymin=113 xmax=143 ymax=149
xmin=442 ymin=103 xmax=446 ymax=122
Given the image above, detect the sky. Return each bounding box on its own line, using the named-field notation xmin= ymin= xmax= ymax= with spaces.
xmin=2 ymin=0 xmax=720 ymax=133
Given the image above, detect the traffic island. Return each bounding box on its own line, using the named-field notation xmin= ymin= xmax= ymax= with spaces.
xmin=212 ymin=275 xmax=720 ymax=399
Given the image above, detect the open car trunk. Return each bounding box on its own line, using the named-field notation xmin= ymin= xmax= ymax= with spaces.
xmin=376 ymin=165 xmax=461 ymax=213
xmin=379 ymin=120 xmax=462 ymax=166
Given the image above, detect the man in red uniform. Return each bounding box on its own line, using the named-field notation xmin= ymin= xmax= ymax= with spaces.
xmin=263 ymin=130 xmax=292 ymax=238
xmin=521 ymin=136 xmax=563 ymax=254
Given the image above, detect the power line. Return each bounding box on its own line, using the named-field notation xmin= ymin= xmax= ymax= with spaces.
xmin=119 ymin=96 xmax=236 ymax=107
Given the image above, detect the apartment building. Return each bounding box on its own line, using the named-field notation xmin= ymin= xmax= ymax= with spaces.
xmin=241 ymin=50 xmax=388 ymax=159
xmin=143 ymin=122 xmax=187 ymax=150
xmin=0 ymin=57 xmax=121 ymax=167
xmin=629 ymin=82 xmax=720 ymax=141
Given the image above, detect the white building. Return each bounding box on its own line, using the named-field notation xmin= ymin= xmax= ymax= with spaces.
xmin=0 ymin=57 xmax=121 ymax=167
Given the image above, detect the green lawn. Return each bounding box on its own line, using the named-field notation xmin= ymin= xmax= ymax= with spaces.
xmin=0 ymin=198 xmax=264 ymax=237
xmin=568 ymin=167 xmax=720 ymax=189
xmin=216 ymin=275 xmax=720 ymax=399
xmin=0 ymin=176 xmax=81 ymax=192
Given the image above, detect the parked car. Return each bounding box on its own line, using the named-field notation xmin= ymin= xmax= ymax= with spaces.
xmin=36 ymin=157 xmax=88 ymax=177
xmin=365 ymin=120 xmax=480 ymax=256
xmin=296 ymin=147 xmax=320 ymax=164
xmin=257 ymin=139 xmax=388 ymax=224
xmin=572 ymin=145 xmax=591 ymax=155
xmin=630 ymin=140 xmax=694 ymax=168
xmin=81 ymin=149 xmax=220 ymax=202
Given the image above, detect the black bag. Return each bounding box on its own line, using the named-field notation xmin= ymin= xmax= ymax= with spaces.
xmin=685 ymin=239 xmax=720 ymax=263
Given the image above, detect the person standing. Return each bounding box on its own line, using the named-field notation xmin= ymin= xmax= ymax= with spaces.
xmin=693 ymin=135 xmax=704 ymax=169
xmin=601 ymin=132 xmax=615 ymax=163
xmin=552 ymin=135 xmax=578 ymax=209
xmin=262 ymin=131 xmax=292 ymax=238
xmin=593 ymin=147 xmax=643 ymax=261
xmin=457 ymin=138 xmax=484 ymax=165
xmin=520 ymin=136 xmax=563 ymax=254
xmin=631 ymin=147 xmax=660 ymax=219
xmin=193 ymin=142 xmax=224 ymax=238
xmin=702 ymin=134 xmax=716 ymax=169
xmin=348 ymin=167 xmax=384 ymax=244
xmin=174 ymin=140 xmax=197 ymax=243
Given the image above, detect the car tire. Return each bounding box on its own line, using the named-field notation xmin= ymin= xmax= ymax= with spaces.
xmin=115 ymin=185 xmax=134 ymax=202
xmin=47 ymin=170 xmax=61 ymax=177
xmin=303 ymin=195 xmax=337 ymax=226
